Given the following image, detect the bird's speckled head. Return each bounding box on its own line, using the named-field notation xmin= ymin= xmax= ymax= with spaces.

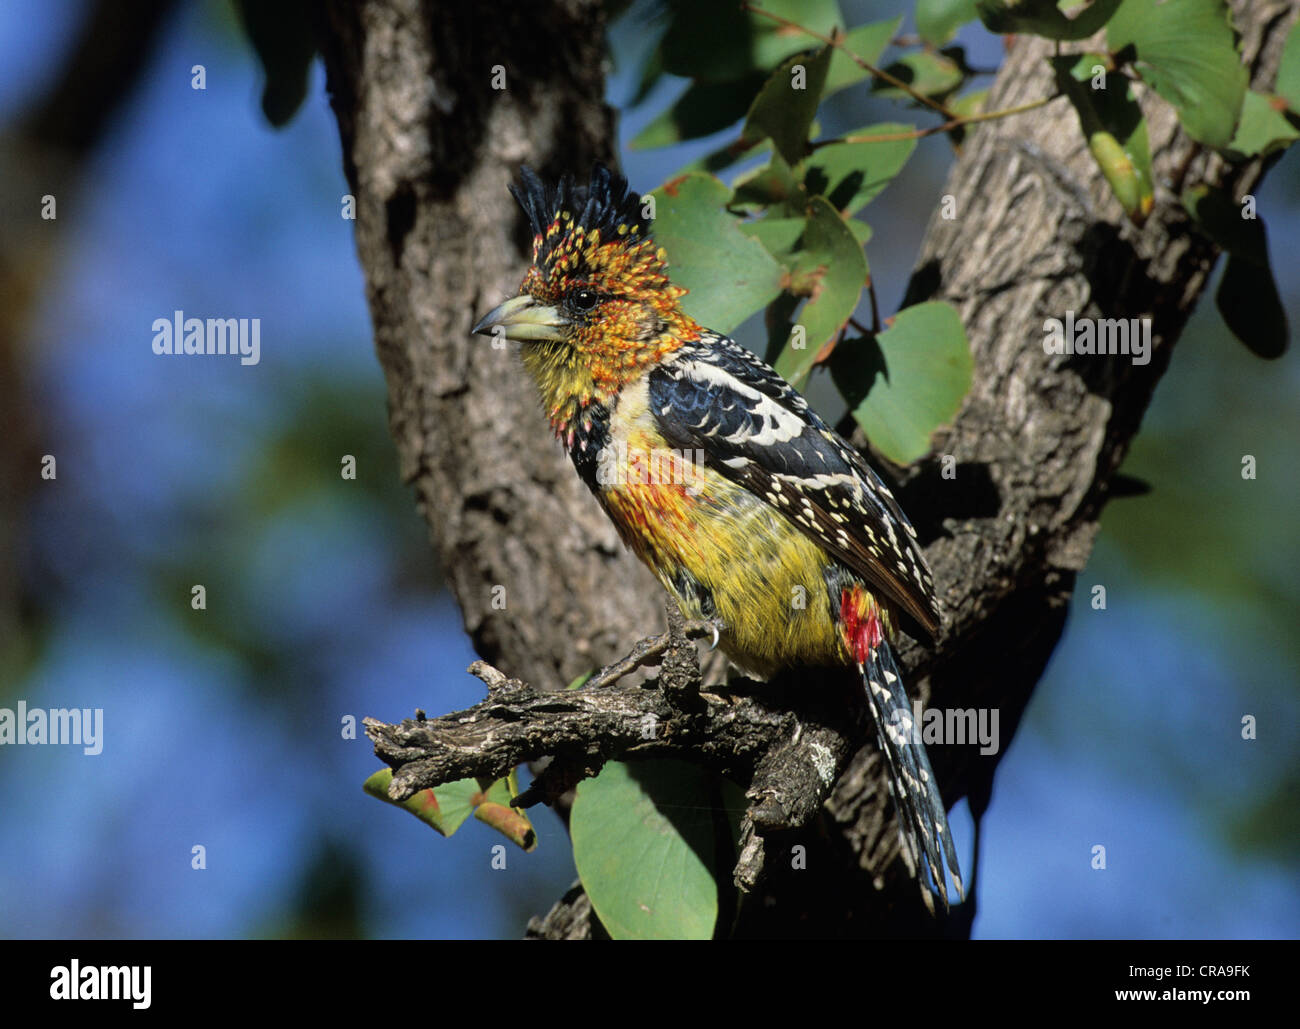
xmin=472 ymin=164 xmax=700 ymax=436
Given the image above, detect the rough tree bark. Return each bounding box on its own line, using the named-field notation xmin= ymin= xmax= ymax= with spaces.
xmin=318 ymin=0 xmax=1296 ymax=938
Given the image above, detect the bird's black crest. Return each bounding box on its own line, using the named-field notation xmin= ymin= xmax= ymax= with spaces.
xmin=509 ymin=164 xmax=653 ymax=260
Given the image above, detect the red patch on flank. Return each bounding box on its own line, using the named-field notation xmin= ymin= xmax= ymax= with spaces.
xmin=840 ymin=588 xmax=883 ymax=664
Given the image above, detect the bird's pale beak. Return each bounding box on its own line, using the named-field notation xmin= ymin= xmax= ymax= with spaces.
xmin=471 ymin=294 xmax=570 ymax=342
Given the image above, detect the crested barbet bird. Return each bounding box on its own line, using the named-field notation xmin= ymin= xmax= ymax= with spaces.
xmin=473 ymin=164 xmax=963 ymax=911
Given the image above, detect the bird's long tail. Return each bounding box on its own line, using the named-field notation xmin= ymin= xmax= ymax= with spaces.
xmin=859 ymin=640 xmax=964 ymax=913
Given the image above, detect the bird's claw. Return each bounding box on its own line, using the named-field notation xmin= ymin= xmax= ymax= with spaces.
xmin=683 ymin=617 xmax=726 ymax=652
xmin=704 ymin=617 xmax=726 ymax=651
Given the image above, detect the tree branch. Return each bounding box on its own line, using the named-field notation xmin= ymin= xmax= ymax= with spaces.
xmin=366 ymin=604 xmax=869 ymax=893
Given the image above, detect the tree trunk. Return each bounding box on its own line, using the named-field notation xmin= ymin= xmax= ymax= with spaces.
xmin=318 ymin=0 xmax=662 ymax=699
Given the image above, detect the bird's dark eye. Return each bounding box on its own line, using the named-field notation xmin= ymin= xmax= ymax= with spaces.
xmin=569 ymin=288 xmax=599 ymax=311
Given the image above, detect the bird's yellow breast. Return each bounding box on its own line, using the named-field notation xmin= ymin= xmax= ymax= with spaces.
xmin=596 ymin=378 xmax=850 ymax=676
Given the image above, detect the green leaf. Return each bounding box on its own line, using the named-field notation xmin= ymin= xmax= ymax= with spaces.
xmin=1278 ymin=16 xmax=1300 ymax=112
xmin=630 ymin=76 xmax=765 ymax=149
xmin=638 ymin=6 xmax=879 ymax=161
xmin=1182 ymin=183 xmax=1266 ymax=260
xmin=846 ymin=218 xmax=873 ymax=246
xmin=946 ymin=88 xmax=990 ymax=144
xmin=772 ymin=197 xmax=869 ymax=386
xmin=730 ymin=151 xmax=803 ymax=211
xmin=232 ymin=0 xmax=317 ymax=127
xmin=1054 ymin=54 xmax=1155 ymax=225
xmin=1215 ymin=254 xmax=1289 ymax=360
xmin=739 ymin=216 xmax=808 ymax=261
xmin=976 ymin=0 xmax=1123 ymax=41
xmin=797 ymin=125 xmax=917 ymax=216
xmin=741 ymin=46 xmax=834 ymax=164
xmin=479 ymin=772 xmax=515 ymax=808
xmin=650 ymin=173 xmax=784 ymax=333
xmin=1224 ymin=90 xmax=1300 ymax=159
xmin=917 ymin=0 xmax=979 ymax=45
xmin=363 ymin=768 xmax=538 ymax=847
xmin=1106 ymin=0 xmax=1247 ymax=149
xmin=428 ymin=778 xmax=480 ymax=835
xmin=873 ymin=50 xmax=963 ymax=100
xmin=823 ymin=17 xmax=902 ymax=95
xmin=949 ymin=88 xmax=989 ymax=118
xmin=626 ymin=42 xmax=665 ymax=109
xmin=658 ymin=0 xmax=843 ymax=83
xmin=571 ymin=760 xmax=738 ymax=940
xmin=1183 ymin=184 xmax=1289 ymax=359
xmin=473 ymin=773 xmax=535 ymax=851
xmin=363 ymin=769 xmax=476 ymax=837
xmin=832 ymin=301 xmax=972 ymax=464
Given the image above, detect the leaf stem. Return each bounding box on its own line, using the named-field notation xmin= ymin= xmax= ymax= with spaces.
xmin=811 ymin=94 xmax=1061 ymax=148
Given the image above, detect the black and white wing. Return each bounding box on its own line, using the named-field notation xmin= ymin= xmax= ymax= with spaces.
xmin=648 ymin=332 xmax=939 ymax=639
